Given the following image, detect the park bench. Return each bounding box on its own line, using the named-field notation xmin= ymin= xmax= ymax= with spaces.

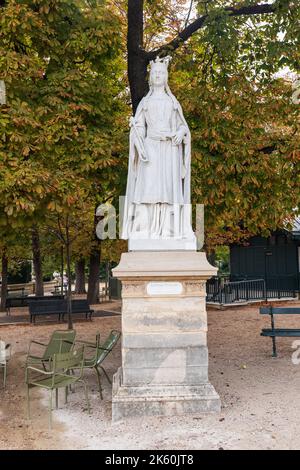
xmin=5 ymin=288 xmax=30 ymax=314
xmin=5 ymin=294 xmax=64 ymax=315
xmin=260 ymin=306 xmax=300 ymax=357
xmin=28 ymin=298 xmax=94 ymax=323
xmin=61 ymin=299 xmax=94 ymax=322
xmin=28 ymin=295 xmax=64 ymax=302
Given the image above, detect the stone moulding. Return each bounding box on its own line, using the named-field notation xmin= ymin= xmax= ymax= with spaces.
xmin=121 ymin=280 xmax=207 ymax=299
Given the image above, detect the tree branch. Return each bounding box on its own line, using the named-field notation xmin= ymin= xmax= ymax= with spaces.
xmin=257 ymin=144 xmax=276 ymax=154
xmin=184 ymin=0 xmax=194 ymax=28
xmin=148 ymin=2 xmax=276 ymax=59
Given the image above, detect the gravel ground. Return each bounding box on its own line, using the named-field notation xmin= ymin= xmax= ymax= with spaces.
xmin=1 ymin=300 xmax=300 ymax=450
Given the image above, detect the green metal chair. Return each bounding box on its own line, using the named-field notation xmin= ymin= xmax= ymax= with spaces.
xmin=25 ymin=345 xmax=90 ymax=429
xmin=0 ymin=341 xmax=11 ymax=388
xmin=26 ymin=329 xmax=76 ymax=369
xmin=77 ymin=330 xmax=121 ymax=399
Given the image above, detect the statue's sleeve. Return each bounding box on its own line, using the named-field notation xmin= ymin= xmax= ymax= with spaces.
xmin=129 ymin=98 xmax=148 ymax=165
xmin=174 ymin=101 xmax=191 ymax=181
xmin=133 ymin=99 xmax=146 ymax=138
xmin=175 ymin=102 xmax=189 ymax=135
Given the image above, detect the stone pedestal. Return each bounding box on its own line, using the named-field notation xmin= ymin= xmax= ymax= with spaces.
xmin=128 ymin=236 xmax=197 ymax=252
xmin=111 ymin=251 xmax=221 ymax=422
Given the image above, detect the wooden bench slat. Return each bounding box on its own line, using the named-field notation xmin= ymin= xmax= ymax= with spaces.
xmin=260 ymin=307 xmax=300 ymax=315
xmin=260 ymin=306 xmax=300 ymax=356
xmin=261 ymin=329 xmax=300 ymax=337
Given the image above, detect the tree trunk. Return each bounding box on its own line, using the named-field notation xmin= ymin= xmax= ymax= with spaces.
xmin=127 ymin=0 xmax=149 ymax=113
xmin=75 ymin=258 xmax=86 ymax=294
xmin=60 ymin=245 xmax=64 ymax=296
xmin=87 ymin=242 xmax=101 ymax=305
xmin=31 ymin=227 xmax=44 ymax=296
xmin=0 ymin=252 xmax=8 ymax=312
xmin=207 ymin=249 xmax=217 ymax=267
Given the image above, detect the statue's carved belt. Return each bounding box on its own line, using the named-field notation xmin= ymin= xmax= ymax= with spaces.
xmin=147 ymin=130 xmax=173 ymax=141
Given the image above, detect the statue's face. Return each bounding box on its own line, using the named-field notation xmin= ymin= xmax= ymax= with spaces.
xmin=150 ymin=64 xmax=167 ymax=87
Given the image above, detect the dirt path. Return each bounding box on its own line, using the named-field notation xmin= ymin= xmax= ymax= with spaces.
xmin=1 ymin=302 xmax=300 ymax=449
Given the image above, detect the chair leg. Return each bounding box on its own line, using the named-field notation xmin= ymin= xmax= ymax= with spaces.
xmin=56 ymin=389 xmax=58 ymax=409
xmin=81 ymin=380 xmax=91 ymax=414
xmin=49 ymin=390 xmax=52 ymax=430
xmin=27 ymin=385 xmax=30 ymax=419
xmin=65 ymin=386 xmax=68 ymax=404
xmin=95 ymin=367 xmax=103 ymax=400
xmin=69 ymin=369 xmax=74 ymax=392
xmin=99 ymin=365 xmax=111 ymax=385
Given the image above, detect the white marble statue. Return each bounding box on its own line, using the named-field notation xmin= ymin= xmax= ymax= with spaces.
xmin=122 ymin=56 xmax=196 ymax=250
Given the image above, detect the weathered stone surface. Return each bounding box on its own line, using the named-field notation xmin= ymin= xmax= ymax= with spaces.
xmin=121 ymin=279 xmax=207 ymax=298
xmin=112 ymin=251 xmax=217 ymax=279
xmin=123 ymin=365 xmax=209 ymax=386
xmin=122 ymin=297 xmax=206 ymax=332
xmin=111 ymin=251 xmax=220 ymax=421
xmin=122 ymin=332 xmax=207 ymax=349
xmin=122 ymin=346 xmax=208 ymax=369
xmin=113 ymin=397 xmax=220 ymax=422
xmin=112 ymin=369 xmax=220 ymax=421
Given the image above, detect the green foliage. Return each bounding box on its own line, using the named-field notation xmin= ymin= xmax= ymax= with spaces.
xmin=171 ymin=63 xmax=300 ymax=246
xmin=168 ymin=3 xmax=300 ymax=248
xmin=215 ymin=245 xmax=230 ymax=274
xmin=0 ymin=0 xmax=299 ymax=277
xmin=0 ymin=0 xmax=127 ymax=267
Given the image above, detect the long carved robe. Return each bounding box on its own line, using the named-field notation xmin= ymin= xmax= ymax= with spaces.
xmin=122 ymin=90 xmax=194 ymax=240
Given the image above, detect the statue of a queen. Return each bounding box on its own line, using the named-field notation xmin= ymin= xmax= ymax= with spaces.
xmin=122 ymin=56 xmax=196 ymax=250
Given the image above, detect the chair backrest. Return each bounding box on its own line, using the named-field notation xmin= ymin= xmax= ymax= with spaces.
xmin=260 ymin=307 xmax=300 ymax=315
xmin=96 ymin=330 xmax=121 ymax=365
xmin=53 ymin=346 xmax=84 ymax=374
xmin=43 ymin=330 xmax=76 ymax=359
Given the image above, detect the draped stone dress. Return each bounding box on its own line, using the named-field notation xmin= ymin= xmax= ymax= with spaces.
xmin=122 ymin=91 xmax=194 ymax=240
xmin=133 ymin=93 xmax=185 ymax=203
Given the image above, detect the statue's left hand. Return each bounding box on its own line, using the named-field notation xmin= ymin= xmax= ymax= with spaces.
xmin=172 ymin=128 xmax=186 ymax=145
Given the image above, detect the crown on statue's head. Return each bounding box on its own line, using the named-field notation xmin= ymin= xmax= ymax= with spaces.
xmin=150 ymin=55 xmax=172 ymax=71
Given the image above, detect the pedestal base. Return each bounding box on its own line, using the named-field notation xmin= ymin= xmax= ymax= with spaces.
xmin=112 ymin=251 xmax=220 ymax=422
xmin=112 ymin=368 xmax=220 ymax=422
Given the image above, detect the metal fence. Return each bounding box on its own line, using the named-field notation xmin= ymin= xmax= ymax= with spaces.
xmin=206 ymin=276 xmax=299 ymax=305
xmin=263 ymin=276 xmax=299 ymax=300
xmin=207 ymin=278 xmax=266 ymax=304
